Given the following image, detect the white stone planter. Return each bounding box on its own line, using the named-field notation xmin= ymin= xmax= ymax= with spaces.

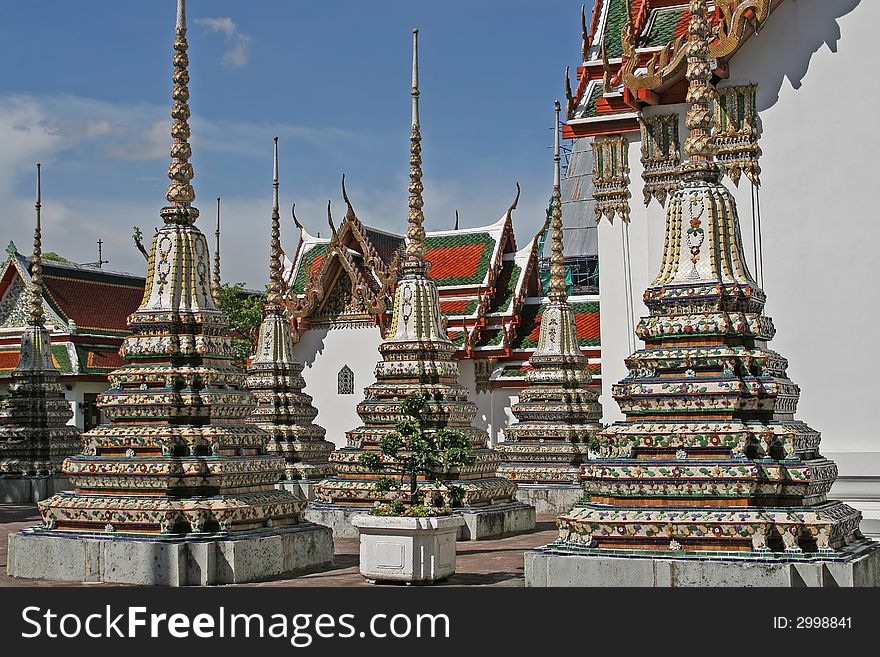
xmin=351 ymin=514 xmax=465 ymax=584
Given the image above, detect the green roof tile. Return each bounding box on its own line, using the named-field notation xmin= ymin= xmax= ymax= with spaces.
xmin=489 ymin=261 xmax=522 ymax=314
xmin=642 ymin=7 xmax=687 ymax=48
xmin=580 ymin=83 xmax=604 ymax=119
xmin=292 ymin=244 xmax=329 ymax=295
xmin=603 ymin=0 xmax=631 ymax=59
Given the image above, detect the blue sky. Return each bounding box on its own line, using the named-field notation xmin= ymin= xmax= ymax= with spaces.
xmin=0 ymin=0 xmax=592 ymax=287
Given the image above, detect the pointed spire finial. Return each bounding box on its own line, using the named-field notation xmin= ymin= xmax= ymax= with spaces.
xmin=680 ymin=0 xmax=720 ymax=180
xmin=267 ymin=137 xmax=284 ymax=308
xmin=291 ymin=203 xmax=303 ymax=230
xmin=404 ymin=28 xmax=426 ymax=271
xmin=212 ymin=196 xmax=221 ymax=305
xmin=564 ymin=65 xmax=574 ymax=118
xmin=508 ymin=181 xmax=521 ymax=214
xmin=411 ymin=28 xmax=420 ymax=129
xmin=163 ymin=0 xmax=197 ymax=222
xmin=581 ymin=4 xmax=589 ymax=61
xmin=548 ymin=101 xmax=567 ymax=303
xmin=29 ymin=163 xmax=45 ymax=327
xmin=454 ymin=210 xmax=459 ymax=231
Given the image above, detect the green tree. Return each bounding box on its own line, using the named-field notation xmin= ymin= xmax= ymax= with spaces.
xmin=358 ymin=394 xmax=477 ymax=515
xmin=217 ymin=282 xmax=266 ymax=367
xmin=42 ymin=252 xmax=74 ymax=264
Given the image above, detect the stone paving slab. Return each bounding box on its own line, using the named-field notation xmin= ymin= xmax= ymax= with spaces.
xmin=0 ymin=504 xmax=559 ymax=588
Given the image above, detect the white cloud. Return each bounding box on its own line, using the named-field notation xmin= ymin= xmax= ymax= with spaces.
xmin=0 ymin=90 xmax=545 ymax=289
xmin=195 ymin=17 xmax=252 ymax=70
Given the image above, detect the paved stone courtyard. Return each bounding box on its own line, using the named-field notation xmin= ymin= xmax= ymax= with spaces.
xmin=0 ymin=505 xmax=558 ymax=587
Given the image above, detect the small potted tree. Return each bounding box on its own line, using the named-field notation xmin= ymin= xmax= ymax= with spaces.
xmin=351 ymin=393 xmax=477 ymax=584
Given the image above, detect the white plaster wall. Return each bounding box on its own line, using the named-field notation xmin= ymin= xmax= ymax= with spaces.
xmin=460 ymin=360 xmax=522 ymax=445
xmin=597 ymin=0 xmax=878 ymax=453
xmin=64 ymin=381 xmax=113 ymax=431
xmin=292 ymin=328 xmax=520 ymax=448
xmin=292 ymin=326 xmax=384 ymax=448
xmin=596 ymin=131 xmax=666 ymax=424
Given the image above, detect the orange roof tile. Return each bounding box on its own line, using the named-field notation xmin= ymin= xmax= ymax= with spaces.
xmin=426 ymin=244 xmax=486 ymax=281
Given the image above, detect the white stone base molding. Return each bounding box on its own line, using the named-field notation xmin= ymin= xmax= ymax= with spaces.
xmin=7 ymin=523 xmax=334 ymax=586
xmin=0 ymin=476 xmax=70 ymax=504
xmin=514 ymin=484 xmax=584 ymax=515
xmin=525 ymin=542 xmax=880 ymax=587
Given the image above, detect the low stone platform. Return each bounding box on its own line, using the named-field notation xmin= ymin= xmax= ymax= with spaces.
xmin=306 ymin=501 xmax=536 ymax=541
xmin=277 ymin=479 xmax=318 ymax=501
xmin=525 ymin=541 xmax=880 ymax=587
xmin=7 ymin=522 xmax=333 ymax=586
xmin=459 ymin=502 xmax=536 ymax=540
xmin=0 ymin=476 xmax=69 ymax=504
xmin=515 ymin=484 xmax=583 ymax=515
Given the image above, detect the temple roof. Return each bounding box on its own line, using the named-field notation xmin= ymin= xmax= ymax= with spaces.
xmin=0 ymin=342 xmax=125 ymax=377
xmin=286 ymin=204 xmax=601 ymax=384
xmin=0 ymin=246 xmax=142 ymax=380
xmin=567 ymin=1 xmax=779 ymax=136
xmin=0 ymin=247 xmax=145 ymax=337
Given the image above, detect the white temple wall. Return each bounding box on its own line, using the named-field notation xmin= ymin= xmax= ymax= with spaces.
xmin=291 ymin=327 xmax=520 ymax=449
xmin=65 ymin=381 xmax=110 ymax=431
xmin=594 ymin=0 xmax=879 ymax=532
xmin=292 ymin=326 xmax=384 ymax=449
xmin=446 ymin=359 xmax=519 ymax=446
xmin=596 ymin=131 xmax=665 ymax=425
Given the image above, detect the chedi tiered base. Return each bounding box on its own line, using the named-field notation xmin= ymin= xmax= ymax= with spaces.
xmin=8 ymin=217 xmax=332 ymax=585
xmin=311 ymin=30 xmax=533 ymax=540
xmin=526 ymin=169 xmax=879 ymax=584
xmin=245 ymin=318 xmax=333 ymax=484
xmin=496 ymin=106 xmax=602 ymax=515
xmin=497 ymin=299 xmax=601 ymax=513
xmin=245 ymin=136 xmax=334 ymax=501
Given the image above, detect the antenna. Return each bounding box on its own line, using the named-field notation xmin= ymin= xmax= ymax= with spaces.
xmin=80 ymin=238 xmax=110 ymax=268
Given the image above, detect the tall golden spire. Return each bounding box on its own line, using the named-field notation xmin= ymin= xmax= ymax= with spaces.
xmin=266 ymin=137 xmax=284 ymax=308
xmin=403 ymin=28 xmax=426 ymax=272
xmin=163 ymin=0 xmax=197 ymax=222
xmin=548 ymin=101 xmax=567 ymax=303
xmin=212 ymin=196 xmax=221 ymax=305
xmin=681 ymin=0 xmax=720 ymax=179
xmin=29 ymin=163 xmax=45 ymax=327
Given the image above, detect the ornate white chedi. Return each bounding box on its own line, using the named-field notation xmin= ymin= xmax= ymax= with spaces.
xmin=245 ymin=138 xmax=333 ymax=491
xmin=0 ymin=164 xmax=80 ymax=500
xmin=496 ymin=102 xmax=602 ymax=509
xmin=526 ymin=1 xmax=879 ymax=587
xmin=312 ymin=30 xmax=534 ymax=539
